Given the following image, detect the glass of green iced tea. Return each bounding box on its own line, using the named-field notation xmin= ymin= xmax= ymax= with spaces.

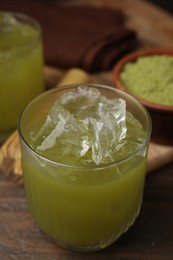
xmin=18 ymin=84 xmax=151 ymax=252
xmin=0 ymin=12 xmax=44 ymax=142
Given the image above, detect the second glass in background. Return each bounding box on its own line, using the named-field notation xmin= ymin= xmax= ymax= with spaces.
xmin=0 ymin=11 xmax=45 ymax=142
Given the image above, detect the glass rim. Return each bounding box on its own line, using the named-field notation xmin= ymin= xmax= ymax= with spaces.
xmin=0 ymin=11 xmax=41 ymax=63
xmin=18 ymin=83 xmax=152 ymax=170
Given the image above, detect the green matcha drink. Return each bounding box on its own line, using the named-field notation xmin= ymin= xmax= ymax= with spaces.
xmin=19 ymin=84 xmax=151 ymax=252
xmin=0 ymin=12 xmax=44 ymax=142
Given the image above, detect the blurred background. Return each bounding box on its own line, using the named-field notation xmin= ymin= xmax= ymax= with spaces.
xmin=149 ymin=0 xmax=173 ymax=13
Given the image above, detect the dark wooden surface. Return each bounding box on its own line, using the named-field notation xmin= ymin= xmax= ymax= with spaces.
xmin=1 ymin=0 xmax=173 ymax=259
xmin=1 ymin=163 xmax=173 ymax=260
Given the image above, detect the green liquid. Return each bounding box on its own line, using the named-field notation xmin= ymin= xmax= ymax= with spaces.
xmin=21 ymin=143 xmax=146 ymax=250
xmin=0 ymin=13 xmax=44 ymax=136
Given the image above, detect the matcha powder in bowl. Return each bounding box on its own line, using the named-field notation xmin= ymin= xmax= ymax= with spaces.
xmin=120 ymin=55 xmax=173 ymax=106
xmin=113 ymin=48 xmax=173 ymax=145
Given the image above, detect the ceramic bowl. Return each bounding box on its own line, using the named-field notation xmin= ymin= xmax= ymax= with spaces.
xmin=113 ymin=48 xmax=173 ymax=145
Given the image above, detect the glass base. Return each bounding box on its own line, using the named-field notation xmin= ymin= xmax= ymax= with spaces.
xmin=52 ymin=235 xmax=119 ymax=253
xmin=48 ymin=206 xmax=141 ymax=253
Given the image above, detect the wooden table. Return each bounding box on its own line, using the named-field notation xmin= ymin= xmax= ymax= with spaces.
xmin=0 ymin=0 xmax=173 ymax=259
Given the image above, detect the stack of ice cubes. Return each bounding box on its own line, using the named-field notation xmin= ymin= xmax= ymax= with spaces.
xmin=31 ymin=86 xmax=145 ymax=165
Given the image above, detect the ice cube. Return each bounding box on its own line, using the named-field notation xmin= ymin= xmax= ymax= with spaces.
xmin=31 ymin=86 xmax=144 ymax=166
xmin=126 ymin=111 xmax=145 ymax=143
xmin=0 ymin=12 xmax=17 ymax=32
xmin=33 ymin=101 xmax=82 ymax=147
xmin=110 ymin=111 xmax=146 ymax=161
xmin=37 ymin=114 xmax=66 ymax=151
xmin=75 ymin=97 xmax=127 ymax=164
xmin=31 ymin=99 xmax=90 ymax=160
xmin=59 ymin=86 xmax=102 ymax=111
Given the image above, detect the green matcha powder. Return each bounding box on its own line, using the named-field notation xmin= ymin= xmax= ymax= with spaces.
xmin=120 ymin=55 xmax=173 ymax=106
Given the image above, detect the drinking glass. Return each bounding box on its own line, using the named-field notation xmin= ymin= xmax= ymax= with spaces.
xmin=18 ymin=84 xmax=151 ymax=252
xmin=0 ymin=11 xmax=44 ymax=142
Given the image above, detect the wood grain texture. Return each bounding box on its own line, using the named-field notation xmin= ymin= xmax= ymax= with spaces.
xmin=1 ymin=0 xmax=173 ymax=259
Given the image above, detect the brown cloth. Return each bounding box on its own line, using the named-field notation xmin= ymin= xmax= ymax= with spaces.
xmin=0 ymin=1 xmax=138 ymax=71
